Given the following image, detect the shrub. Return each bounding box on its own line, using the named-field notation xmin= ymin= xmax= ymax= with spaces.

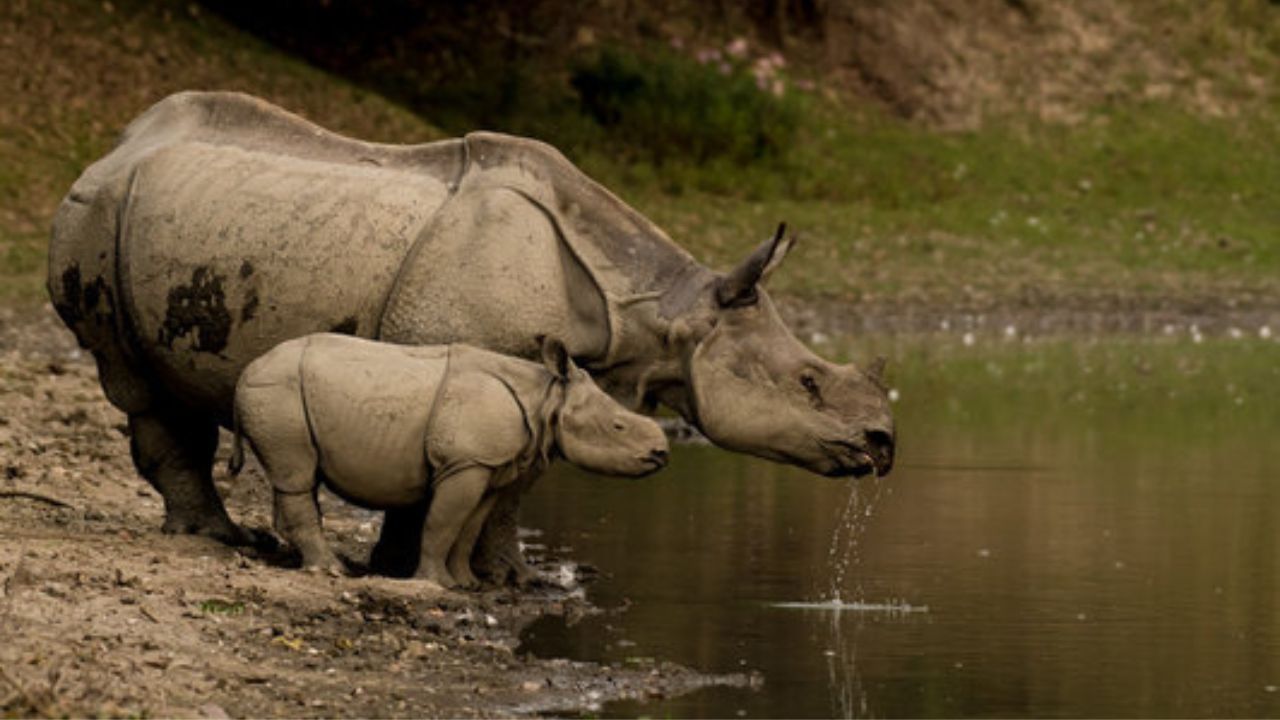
xmin=570 ymin=46 xmax=801 ymax=167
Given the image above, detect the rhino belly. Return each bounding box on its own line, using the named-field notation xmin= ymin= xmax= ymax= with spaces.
xmin=300 ymin=338 xmax=447 ymax=508
xmin=120 ymin=142 xmax=450 ymax=421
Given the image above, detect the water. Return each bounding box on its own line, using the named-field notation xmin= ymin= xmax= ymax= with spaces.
xmin=519 ymin=337 xmax=1280 ymax=717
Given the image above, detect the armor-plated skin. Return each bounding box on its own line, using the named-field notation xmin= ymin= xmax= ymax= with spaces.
xmin=233 ymin=335 xmax=667 ymax=589
xmin=49 ymin=92 xmax=895 ymax=582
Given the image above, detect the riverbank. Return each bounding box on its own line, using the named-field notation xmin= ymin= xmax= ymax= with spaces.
xmin=3 ymin=292 xmax=1275 ymax=716
xmin=0 ymin=312 xmax=753 ymax=718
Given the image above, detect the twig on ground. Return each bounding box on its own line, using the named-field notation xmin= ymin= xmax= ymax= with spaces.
xmin=0 ymin=490 xmax=73 ymax=509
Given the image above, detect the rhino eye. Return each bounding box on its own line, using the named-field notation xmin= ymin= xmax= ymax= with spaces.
xmin=612 ymin=419 xmax=627 ymax=432
xmin=800 ymin=374 xmax=824 ymax=407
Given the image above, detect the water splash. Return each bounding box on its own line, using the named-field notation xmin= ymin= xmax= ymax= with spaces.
xmin=772 ymin=598 xmax=929 ymax=614
xmin=827 ymin=473 xmax=887 ymax=603
xmin=814 ymin=473 xmax=918 ymax=718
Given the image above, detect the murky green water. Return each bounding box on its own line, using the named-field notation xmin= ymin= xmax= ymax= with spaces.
xmin=519 ymin=336 xmax=1280 ymax=717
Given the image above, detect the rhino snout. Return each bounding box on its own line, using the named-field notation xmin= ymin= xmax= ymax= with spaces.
xmin=819 ymin=424 xmax=895 ymax=478
xmin=865 ymin=427 xmax=895 ymax=476
xmin=644 ymin=448 xmax=669 ymax=469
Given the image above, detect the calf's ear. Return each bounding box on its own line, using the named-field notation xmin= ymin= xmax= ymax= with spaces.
xmin=539 ymin=336 xmax=572 ymax=380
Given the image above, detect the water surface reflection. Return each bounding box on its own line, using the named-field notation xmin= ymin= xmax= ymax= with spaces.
xmin=520 ymin=339 xmax=1280 ymax=717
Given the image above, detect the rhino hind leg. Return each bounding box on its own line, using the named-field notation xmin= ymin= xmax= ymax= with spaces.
xmin=472 ymin=488 xmax=537 ymax=588
xmin=369 ymin=503 xmax=429 ymax=578
xmin=128 ymin=409 xmax=259 ymax=545
xmin=273 ymin=488 xmax=344 ymax=574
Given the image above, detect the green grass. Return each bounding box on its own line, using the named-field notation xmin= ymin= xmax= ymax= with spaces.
xmin=0 ymin=0 xmax=440 ymax=306
xmin=827 ymin=333 xmax=1280 ymax=435
xmin=573 ymin=101 xmax=1280 ymax=307
xmin=1 ymin=0 xmax=1277 ymax=315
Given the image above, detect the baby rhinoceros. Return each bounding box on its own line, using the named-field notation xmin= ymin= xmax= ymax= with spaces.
xmin=230 ymin=334 xmax=669 ymax=588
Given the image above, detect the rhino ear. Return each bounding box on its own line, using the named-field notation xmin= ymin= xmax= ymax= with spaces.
xmin=539 ymin=336 xmax=572 ymax=381
xmin=716 ymin=222 xmax=795 ymax=308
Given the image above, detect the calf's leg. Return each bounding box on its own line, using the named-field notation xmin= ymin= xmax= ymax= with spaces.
xmin=238 ymin=386 xmax=341 ymax=573
xmin=417 ymin=466 xmax=490 ymax=589
xmin=273 ymin=486 xmax=342 ymax=573
xmin=447 ymin=493 xmax=497 ymax=590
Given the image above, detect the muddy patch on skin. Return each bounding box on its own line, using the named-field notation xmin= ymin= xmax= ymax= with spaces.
xmin=157 ymin=266 xmax=233 ymax=353
xmin=0 ymin=327 xmax=749 ymax=717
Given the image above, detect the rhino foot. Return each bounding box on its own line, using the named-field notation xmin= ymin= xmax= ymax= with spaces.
xmin=161 ymin=514 xmax=276 ymax=549
xmin=415 ymin=561 xmax=459 ymax=590
xmin=447 ymin=557 xmax=481 ymax=591
xmin=303 ymin=558 xmax=348 ymax=577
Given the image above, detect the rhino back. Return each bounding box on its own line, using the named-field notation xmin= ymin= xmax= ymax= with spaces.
xmin=50 ymin=91 xmax=466 ymax=421
xmin=299 ymin=336 xmax=449 ymax=508
xmin=119 ymin=140 xmax=452 ymax=419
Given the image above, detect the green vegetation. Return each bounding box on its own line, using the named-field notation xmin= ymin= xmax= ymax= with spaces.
xmin=1 ymin=0 xmax=1276 ymax=316
xmin=0 ymin=0 xmax=439 ymax=305
xmin=570 ymin=46 xmax=802 ymax=166
xmin=572 ymin=100 xmax=1280 ymax=307
xmin=833 ymin=334 xmax=1280 ymax=433
xmin=199 ymin=598 xmax=246 ymax=615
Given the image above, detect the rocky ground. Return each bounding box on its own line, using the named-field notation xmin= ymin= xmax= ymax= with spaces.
xmin=0 ymin=306 xmax=749 ymax=718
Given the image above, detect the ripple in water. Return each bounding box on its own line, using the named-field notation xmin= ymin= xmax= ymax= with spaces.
xmin=769 ymin=474 xmax=929 ymax=718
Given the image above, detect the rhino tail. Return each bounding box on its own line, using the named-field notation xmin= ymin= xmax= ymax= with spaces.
xmin=228 ymin=407 xmax=246 ymax=477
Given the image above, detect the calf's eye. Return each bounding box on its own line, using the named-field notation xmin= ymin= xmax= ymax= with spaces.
xmin=612 ymin=420 xmax=627 ymax=432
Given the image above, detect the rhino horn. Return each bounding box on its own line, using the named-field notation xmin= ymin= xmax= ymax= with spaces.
xmin=539 ymin=336 xmax=573 ymax=380
xmin=867 ymin=355 xmax=887 ymax=384
xmin=716 ymin=222 xmax=795 ymax=308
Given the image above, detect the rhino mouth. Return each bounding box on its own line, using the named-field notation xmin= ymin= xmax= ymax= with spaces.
xmin=819 ymin=439 xmax=879 ymax=479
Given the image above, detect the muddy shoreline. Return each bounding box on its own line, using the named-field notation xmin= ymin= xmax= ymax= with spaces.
xmin=0 ymin=311 xmax=754 ymax=718
xmin=1 ymin=293 xmax=1275 ymax=717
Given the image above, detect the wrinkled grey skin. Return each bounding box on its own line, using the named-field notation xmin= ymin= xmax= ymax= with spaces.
xmin=48 ymin=92 xmax=894 ymax=582
xmin=232 ymin=334 xmax=667 ymax=589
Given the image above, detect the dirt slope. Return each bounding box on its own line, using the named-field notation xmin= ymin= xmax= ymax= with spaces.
xmin=0 ymin=0 xmax=442 ymax=301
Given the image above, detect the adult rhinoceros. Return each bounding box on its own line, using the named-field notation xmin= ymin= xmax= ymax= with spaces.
xmin=49 ymin=92 xmax=894 ymax=581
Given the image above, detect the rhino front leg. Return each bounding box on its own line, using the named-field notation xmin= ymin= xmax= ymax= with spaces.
xmin=472 ymin=487 xmax=537 ymax=588
xmin=417 ymin=466 xmax=491 ymax=589
xmin=447 ymin=493 xmax=498 ymax=590
xmin=129 ymin=410 xmax=258 ymax=546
